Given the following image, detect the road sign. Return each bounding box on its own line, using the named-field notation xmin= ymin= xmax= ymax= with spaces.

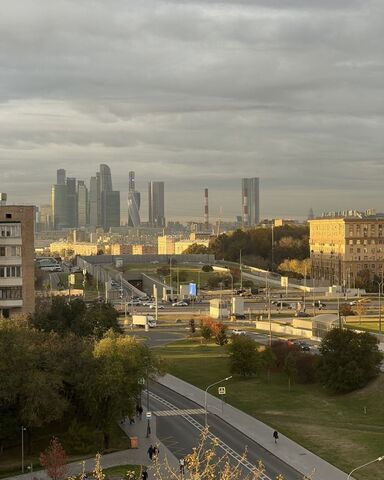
xmin=218 ymin=386 xmax=226 ymax=395
xmin=138 ymin=377 xmax=145 ymax=385
xmin=146 ymin=412 xmax=152 ymax=419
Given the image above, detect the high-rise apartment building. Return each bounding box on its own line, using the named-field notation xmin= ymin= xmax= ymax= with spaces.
xmin=241 ymin=177 xmax=260 ymax=226
xmin=0 ymin=204 xmax=35 ymax=318
xmin=99 ymin=164 xmax=120 ymax=230
xmin=148 ymin=181 xmax=165 ymax=228
xmin=89 ymin=175 xmax=100 ymax=227
xmin=127 ymin=171 xmax=141 ymax=227
xmin=57 ymin=168 xmax=66 ymax=185
xmin=51 ymin=183 xmax=68 ymax=229
xmin=77 ymin=180 xmax=88 ymax=227
xmin=310 ymin=213 xmax=384 ymax=285
xmin=66 ymin=177 xmax=77 ymax=228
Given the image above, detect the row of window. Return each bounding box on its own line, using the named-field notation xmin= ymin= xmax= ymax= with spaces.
xmin=0 ymin=286 xmax=22 ymax=300
xmin=0 ymin=225 xmax=21 ymax=238
xmin=350 ymin=247 xmax=382 ymax=254
xmin=0 ymin=246 xmax=21 ymax=257
xmin=0 ymin=266 xmax=22 ymax=278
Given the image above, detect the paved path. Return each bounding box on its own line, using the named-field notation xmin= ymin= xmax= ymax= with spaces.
xmin=157 ymin=374 xmax=350 ymax=480
xmin=4 ymin=413 xmax=181 ymax=480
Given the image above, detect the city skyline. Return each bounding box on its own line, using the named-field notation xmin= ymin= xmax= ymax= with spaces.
xmin=1 ymin=0 xmax=384 ymax=219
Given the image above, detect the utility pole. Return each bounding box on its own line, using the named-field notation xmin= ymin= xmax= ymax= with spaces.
xmin=239 ymin=249 xmax=243 ymax=291
xmin=271 ymin=224 xmax=275 ymax=270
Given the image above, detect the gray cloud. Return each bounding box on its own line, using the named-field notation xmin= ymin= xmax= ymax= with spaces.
xmin=0 ymin=0 xmax=384 ymax=220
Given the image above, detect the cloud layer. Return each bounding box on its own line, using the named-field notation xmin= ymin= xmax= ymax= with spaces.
xmin=1 ymin=0 xmax=383 ymax=220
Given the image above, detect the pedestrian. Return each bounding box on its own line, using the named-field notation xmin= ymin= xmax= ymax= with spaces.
xmin=273 ymin=430 xmax=279 ymax=444
xmin=138 ymin=405 xmax=143 ymax=420
xmin=179 ymin=458 xmax=185 ymax=477
xmin=147 ymin=445 xmax=154 ymax=461
xmin=141 ymin=467 xmax=148 ymax=480
xmin=153 ymin=445 xmax=159 ymax=459
xmin=129 ymin=416 xmax=135 ymax=424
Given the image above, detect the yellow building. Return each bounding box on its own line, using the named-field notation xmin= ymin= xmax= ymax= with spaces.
xmin=110 ymin=243 xmax=133 ymax=255
xmin=132 ymin=244 xmax=157 ymax=255
xmin=309 ymin=215 xmax=384 ymax=285
xmin=157 ymin=236 xmax=175 ymax=255
xmin=49 ymin=241 xmax=100 ymax=256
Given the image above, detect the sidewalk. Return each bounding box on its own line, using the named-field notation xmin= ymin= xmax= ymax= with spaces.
xmin=3 ymin=413 xmax=181 ymax=480
xmin=158 ymin=374 xmax=349 ymax=480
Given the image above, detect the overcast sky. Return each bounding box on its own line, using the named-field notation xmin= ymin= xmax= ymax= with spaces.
xmin=1 ymin=0 xmax=384 ymax=221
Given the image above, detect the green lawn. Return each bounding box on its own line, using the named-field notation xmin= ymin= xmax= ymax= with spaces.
xmin=103 ymin=464 xmax=142 ymax=477
xmin=155 ymin=339 xmax=384 ymax=480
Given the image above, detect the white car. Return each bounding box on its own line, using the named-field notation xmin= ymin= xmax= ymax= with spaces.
xmin=149 ymin=304 xmax=164 ymax=309
xmin=231 ymin=329 xmax=246 ymax=336
xmin=172 ymin=301 xmax=189 ymax=307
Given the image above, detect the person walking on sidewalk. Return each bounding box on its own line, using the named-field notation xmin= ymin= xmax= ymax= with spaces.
xmin=179 ymin=457 xmax=185 ymax=477
xmin=147 ymin=445 xmax=154 ymax=460
xmin=141 ymin=467 xmax=148 ymax=480
xmin=153 ymin=445 xmax=160 ymax=460
xmin=273 ymin=430 xmax=279 ymax=444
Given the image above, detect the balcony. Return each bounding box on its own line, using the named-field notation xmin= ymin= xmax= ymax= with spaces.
xmin=0 ymin=278 xmax=22 ymax=287
xmin=0 ymin=299 xmax=23 ymax=308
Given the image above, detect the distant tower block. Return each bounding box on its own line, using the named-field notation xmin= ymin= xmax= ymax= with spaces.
xmin=204 ymin=188 xmax=209 ymax=231
xmin=0 ymin=193 xmax=7 ymax=206
xmin=243 ymin=188 xmax=249 ymax=227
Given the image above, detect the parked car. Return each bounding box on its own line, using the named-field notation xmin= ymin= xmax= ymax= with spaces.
xmin=295 ymin=311 xmax=311 ymax=318
xmin=231 ymin=314 xmax=246 ymax=320
xmin=231 ymin=329 xmax=246 ymax=336
xmin=172 ymin=301 xmax=188 ymax=307
xmin=293 ymin=340 xmax=311 ymax=351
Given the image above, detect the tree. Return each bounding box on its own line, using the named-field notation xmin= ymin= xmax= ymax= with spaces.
xmin=339 ymin=303 xmax=354 ymax=317
xmin=213 ymin=323 xmax=228 ymax=346
xmin=353 ymin=303 xmax=366 ymax=324
xmin=182 ymin=244 xmax=211 ymax=254
xmin=283 ymin=352 xmax=298 ymax=391
xmin=40 ymin=437 xmax=68 ymax=480
xmin=29 ymin=297 xmax=122 ymax=339
xmin=318 ymin=328 xmax=382 ymax=393
xmin=200 ymin=325 xmax=212 ymax=342
xmin=86 ymin=333 xmax=161 ymax=449
xmin=228 ymin=335 xmax=260 ymax=376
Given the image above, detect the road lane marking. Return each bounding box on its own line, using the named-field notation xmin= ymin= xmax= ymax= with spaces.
xmin=154 ymin=408 xmax=205 ymax=416
xmin=147 ymin=390 xmax=271 ymax=480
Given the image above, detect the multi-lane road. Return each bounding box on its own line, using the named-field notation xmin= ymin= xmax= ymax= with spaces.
xmin=149 ymin=382 xmax=302 ymax=480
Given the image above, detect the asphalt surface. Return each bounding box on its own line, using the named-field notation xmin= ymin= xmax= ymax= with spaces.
xmin=124 ymin=327 xmax=187 ymax=347
xmin=149 ymin=382 xmax=302 ymax=480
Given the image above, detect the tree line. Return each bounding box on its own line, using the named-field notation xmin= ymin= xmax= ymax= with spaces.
xmin=0 ymin=297 xmax=161 ymax=455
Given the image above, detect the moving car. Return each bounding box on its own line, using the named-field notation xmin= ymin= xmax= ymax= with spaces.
xmin=295 ymin=311 xmax=310 ymax=318
xmin=172 ymin=301 xmax=188 ymax=307
xmin=231 ymin=329 xmax=246 ymax=336
xmin=149 ymin=304 xmax=164 ymax=309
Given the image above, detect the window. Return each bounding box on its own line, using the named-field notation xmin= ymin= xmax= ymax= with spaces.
xmin=0 ymin=225 xmax=21 ymax=238
xmin=5 ymin=214 xmax=12 ymax=219
xmin=0 ymin=286 xmax=22 ymax=300
xmin=0 ymin=246 xmax=21 ymax=257
xmin=0 ymin=266 xmax=22 ymax=278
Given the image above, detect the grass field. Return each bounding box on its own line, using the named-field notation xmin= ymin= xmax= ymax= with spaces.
xmin=103 ymin=464 xmax=142 ymax=477
xmin=155 ymin=339 xmax=384 ymax=480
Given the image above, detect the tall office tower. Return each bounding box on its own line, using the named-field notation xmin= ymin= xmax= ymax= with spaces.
xmin=57 ymin=169 xmax=66 ymax=185
xmin=89 ymin=175 xmax=100 ymax=227
xmin=37 ymin=204 xmax=53 ymax=231
xmin=77 ymin=180 xmax=88 ymax=227
xmin=0 ymin=204 xmax=35 ymax=318
xmin=98 ymin=164 xmax=120 ymax=229
xmin=51 ymin=183 xmax=68 ymax=229
xmin=127 ymin=171 xmax=141 ymax=227
xmin=148 ymin=181 xmax=165 ymax=228
xmin=241 ymin=177 xmax=260 ymax=226
xmin=66 ymin=177 xmax=78 ymax=228
xmin=204 ymin=188 xmax=209 ymax=231
xmin=0 ymin=193 xmax=7 ymax=206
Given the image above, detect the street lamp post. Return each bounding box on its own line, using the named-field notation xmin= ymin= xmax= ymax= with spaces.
xmin=21 ymin=426 xmax=26 ymax=473
xmin=204 ymin=376 xmax=232 ymax=427
xmin=145 ymin=364 xmax=151 ymax=437
xmin=377 ymin=274 xmax=383 ymax=335
xmin=347 ymin=455 xmax=383 ymax=479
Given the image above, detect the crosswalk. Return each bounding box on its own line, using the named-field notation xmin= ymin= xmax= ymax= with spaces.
xmin=154 ymin=408 xmax=206 ymax=417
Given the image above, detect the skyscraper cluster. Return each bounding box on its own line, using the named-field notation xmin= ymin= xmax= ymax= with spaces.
xmin=51 ymin=164 xmax=121 ymax=230
xmin=50 ymin=165 xmax=166 ymax=231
